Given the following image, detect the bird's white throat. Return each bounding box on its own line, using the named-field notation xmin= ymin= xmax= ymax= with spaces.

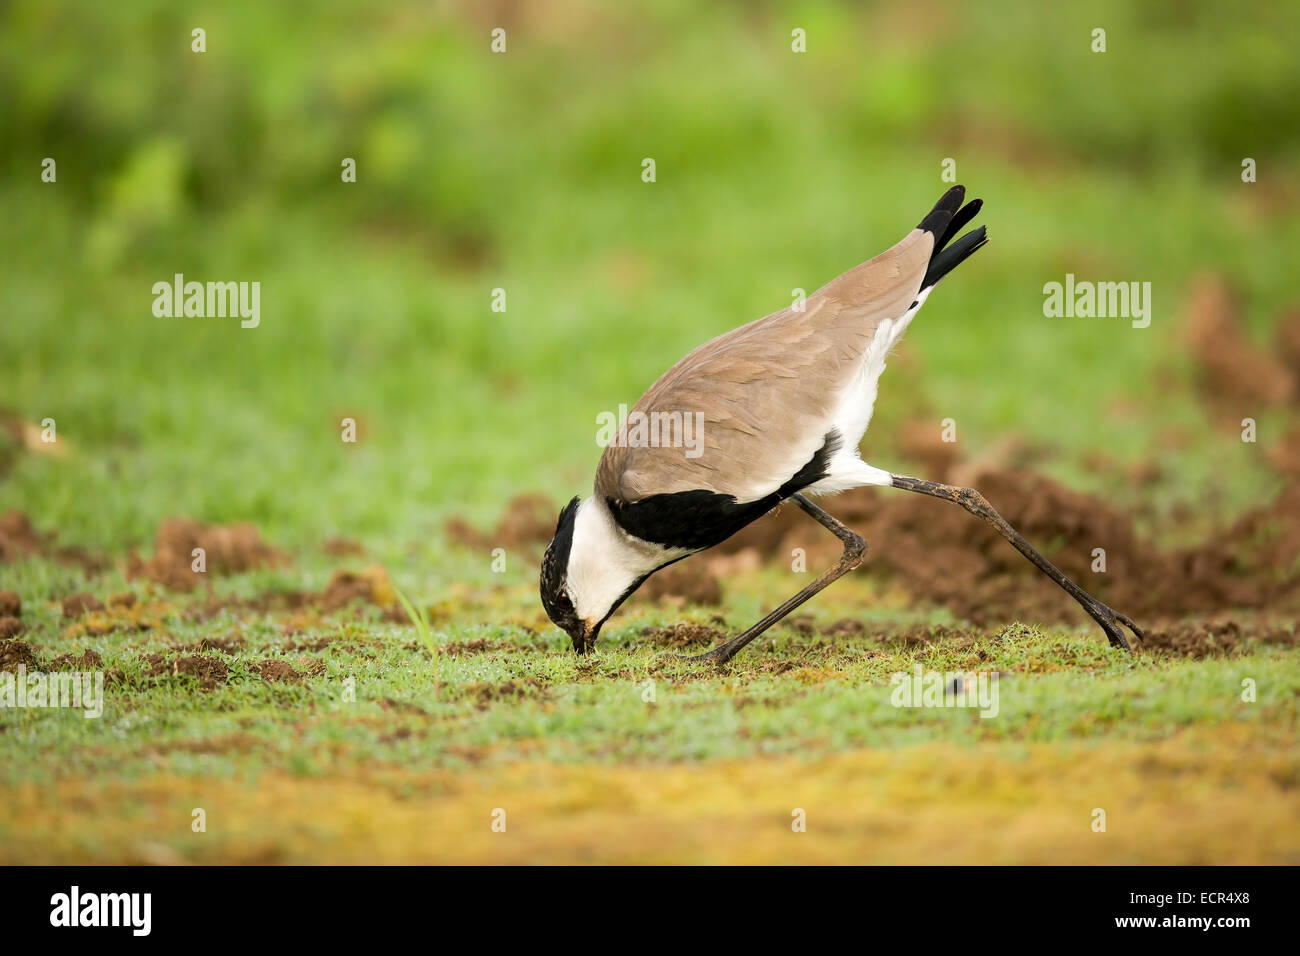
xmin=566 ymin=496 xmax=693 ymax=626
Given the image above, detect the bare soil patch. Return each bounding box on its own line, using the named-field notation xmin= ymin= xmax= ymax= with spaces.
xmin=128 ymin=517 xmax=286 ymax=590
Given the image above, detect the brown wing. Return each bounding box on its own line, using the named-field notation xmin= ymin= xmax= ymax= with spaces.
xmin=595 ymin=227 xmax=933 ymax=505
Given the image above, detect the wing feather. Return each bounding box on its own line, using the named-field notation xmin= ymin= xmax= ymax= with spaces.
xmin=596 ymin=228 xmax=933 ymax=504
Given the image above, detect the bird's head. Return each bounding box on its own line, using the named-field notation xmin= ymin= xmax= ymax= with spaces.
xmin=540 ymin=496 xmax=650 ymax=653
xmin=539 ymin=497 xmax=592 ymax=651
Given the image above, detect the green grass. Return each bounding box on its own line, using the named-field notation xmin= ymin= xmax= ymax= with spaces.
xmin=1 ymin=581 xmax=1296 ymax=862
xmin=3 ymin=560 xmax=1297 ymax=777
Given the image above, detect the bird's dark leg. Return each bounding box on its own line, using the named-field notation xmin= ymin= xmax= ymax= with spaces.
xmin=682 ymin=494 xmax=866 ymax=665
xmin=889 ymin=474 xmax=1143 ymax=651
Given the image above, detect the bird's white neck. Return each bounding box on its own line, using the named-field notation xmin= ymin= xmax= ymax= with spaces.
xmin=566 ymin=496 xmax=691 ymax=627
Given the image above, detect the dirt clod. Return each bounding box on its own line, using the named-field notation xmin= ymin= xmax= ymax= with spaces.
xmin=252 ymin=659 xmax=303 ymax=683
xmin=1266 ymin=425 xmax=1300 ymax=478
xmin=0 ymin=510 xmax=43 ymax=558
xmin=822 ymin=618 xmax=867 ymax=638
xmin=0 ymin=591 xmax=20 ymax=618
xmin=191 ymin=634 xmax=247 ymax=654
xmin=49 ymin=649 xmax=104 ymax=670
xmin=445 ymin=492 xmax=558 ymax=552
xmin=641 ymin=623 xmax=726 ymax=649
xmin=462 ymin=678 xmax=548 ymax=708
xmin=786 ymin=616 xmax=816 ymax=636
xmin=321 ymin=536 xmax=366 ymax=557
xmin=62 ymin=593 xmax=105 ymax=619
xmin=0 ymin=639 xmax=38 ymax=670
xmin=319 ymin=565 xmax=397 ymax=612
xmin=142 ymin=653 xmax=229 ymax=689
xmin=1141 ymin=620 xmax=1297 ymax=659
xmin=442 ymin=638 xmax=494 ymax=656
xmin=0 ymin=510 xmax=107 ymax=573
xmin=128 ymin=517 xmax=286 ymax=590
xmin=1184 ymin=277 xmax=1294 ymax=416
xmin=640 ymin=561 xmax=722 ymax=606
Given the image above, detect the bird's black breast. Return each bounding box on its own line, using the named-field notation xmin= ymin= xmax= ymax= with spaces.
xmin=606 ymin=430 xmax=840 ymax=551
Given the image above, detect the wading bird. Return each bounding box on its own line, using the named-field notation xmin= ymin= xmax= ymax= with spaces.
xmin=540 ymin=186 xmax=1143 ymax=663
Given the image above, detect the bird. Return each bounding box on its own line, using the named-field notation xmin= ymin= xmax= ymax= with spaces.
xmin=540 ymin=185 xmax=1143 ymax=663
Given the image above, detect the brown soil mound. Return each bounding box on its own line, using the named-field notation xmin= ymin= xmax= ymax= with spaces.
xmin=712 ymin=469 xmax=1300 ymax=627
xmin=0 ymin=639 xmax=38 ymax=670
xmin=640 ymin=562 xmax=722 ymax=605
xmin=62 ymin=597 xmax=169 ymax=638
xmin=896 ymin=419 xmax=961 ymax=481
xmin=1266 ymin=425 xmax=1300 ymax=478
xmin=321 ymin=536 xmax=366 ymax=557
xmin=185 ymin=564 xmax=403 ymax=623
xmin=189 ymin=634 xmax=248 ymax=654
xmin=61 ymin=593 xmax=105 ymax=619
xmin=1184 ymin=277 xmax=1294 ymax=417
xmin=0 ymin=591 xmax=20 ymax=618
xmin=1141 ymin=620 xmax=1297 ymax=659
xmin=442 ymin=638 xmax=494 ymax=656
xmin=445 ymin=492 xmax=558 ymax=551
xmin=0 ymin=617 xmax=23 ymax=639
xmin=49 ymin=649 xmax=104 ymax=670
xmin=252 ymin=659 xmax=304 ymax=683
xmin=128 ymin=517 xmax=286 ymax=590
xmin=0 ymin=510 xmax=43 ymax=557
xmin=461 ymin=678 xmax=548 ymax=707
xmin=875 ymin=624 xmax=989 ymax=648
xmin=641 ymin=623 xmax=726 ymax=649
xmin=823 ymin=618 xmax=868 ymax=638
xmin=1272 ymin=307 xmax=1300 ymax=385
xmin=141 ymin=654 xmax=229 ymax=690
xmin=0 ymin=510 xmax=107 ymax=573
xmin=319 ymin=565 xmax=397 ymax=612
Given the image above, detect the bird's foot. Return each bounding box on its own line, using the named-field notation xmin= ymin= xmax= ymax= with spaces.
xmin=1088 ymin=601 xmax=1143 ymax=652
xmin=675 ymin=642 xmax=735 ymax=666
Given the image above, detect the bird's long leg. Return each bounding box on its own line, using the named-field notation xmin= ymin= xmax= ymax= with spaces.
xmin=682 ymin=494 xmax=866 ymax=665
xmin=889 ymin=474 xmax=1143 ymax=651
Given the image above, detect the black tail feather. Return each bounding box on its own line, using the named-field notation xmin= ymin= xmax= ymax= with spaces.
xmin=936 ymin=198 xmax=982 ymax=254
xmin=922 ymin=224 xmax=988 ymax=290
xmin=916 ymin=185 xmax=987 ymax=290
xmin=916 ymin=185 xmax=965 ymax=237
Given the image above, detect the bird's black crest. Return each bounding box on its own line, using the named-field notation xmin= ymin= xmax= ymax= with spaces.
xmin=539 ymin=496 xmax=582 ymax=635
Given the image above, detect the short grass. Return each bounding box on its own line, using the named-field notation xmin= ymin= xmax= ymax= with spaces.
xmin=1 ymin=560 xmax=1297 ymax=863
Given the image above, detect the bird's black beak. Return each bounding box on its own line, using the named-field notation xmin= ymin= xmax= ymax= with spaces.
xmin=570 ymin=622 xmax=599 ymax=654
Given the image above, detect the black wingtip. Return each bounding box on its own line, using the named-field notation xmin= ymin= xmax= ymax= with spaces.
xmin=922 ymin=224 xmax=988 ymax=290
xmin=937 ymin=198 xmax=982 ymax=254
xmin=917 ymin=185 xmax=966 ymax=237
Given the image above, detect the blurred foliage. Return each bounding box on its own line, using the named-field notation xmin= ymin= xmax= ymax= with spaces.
xmin=1 ymin=0 xmax=1298 ymax=547
xmin=6 ymin=1 xmax=1298 ymax=208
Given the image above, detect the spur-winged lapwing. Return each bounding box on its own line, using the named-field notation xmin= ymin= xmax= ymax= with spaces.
xmin=541 ymin=185 xmax=1143 ymax=663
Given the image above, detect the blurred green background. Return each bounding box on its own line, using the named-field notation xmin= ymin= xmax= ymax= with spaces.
xmin=2 ymin=0 xmax=1298 ymax=554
